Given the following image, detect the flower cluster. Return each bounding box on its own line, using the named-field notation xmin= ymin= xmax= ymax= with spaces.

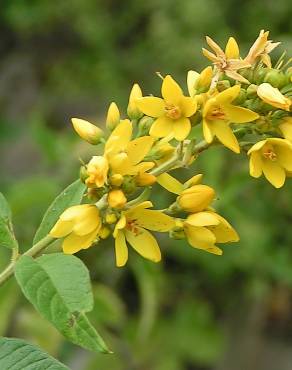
xmin=50 ymin=30 xmax=292 ymax=266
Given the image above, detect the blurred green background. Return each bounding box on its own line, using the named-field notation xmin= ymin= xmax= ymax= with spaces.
xmin=0 ymin=1 xmax=292 ymax=369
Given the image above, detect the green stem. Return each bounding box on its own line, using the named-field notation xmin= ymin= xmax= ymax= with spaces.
xmin=150 ymin=152 xmax=180 ymax=176
xmin=0 ymin=235 xmax=55 ymax=287
xmin=126 ymin=188 xmax=152 ymax=208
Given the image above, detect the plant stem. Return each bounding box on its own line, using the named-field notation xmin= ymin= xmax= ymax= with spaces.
xmin=0 ymin=235 xmax=55 ymax=287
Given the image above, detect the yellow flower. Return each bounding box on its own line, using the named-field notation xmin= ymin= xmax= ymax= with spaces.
xmin=113 ymin=201 xmax=175 ymax=267
xmin=257 ymin=83 xmax=291 ymax=111
xmin=183 ymin=211 xmax=239 ymax=255
xmin=108 ymin=189 xmax=127 ymax=209
xmin=136 ymin=75 xmax=197 ymax=141
xmin=86 ymin=156 xmax=109 ymax=188
xmin=50 ymin=204 xmax=101 ymax=254
xmin=106 ymin=102 xmax=120 ymax=131
xmin=127 ymin=83 xmax=143 ymax=119
xmin=202 ymin=85 xmax=259 ymax=153
xmin=105 ymin=119 xmax=155 ymax=176
xmin=248 ymin=138 xmax=292 ymax=188
xmin=279 ymin=117 xmax=292 ymax=142
xmin=178 ymin=185 xmax=215 ymax=213
xmin=244 ymin=30 xmax=280 ymax=68
xmin=202 ymin=36 xmax=250 ymax=84
xmin=187 ymin=66 xmax=213 ymax=97
xmin=71 ymin=118 xmax=104 ymax=144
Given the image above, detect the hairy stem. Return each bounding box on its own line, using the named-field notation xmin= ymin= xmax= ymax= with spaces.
xmin=0 ymin=235 xmax=55 ymax=287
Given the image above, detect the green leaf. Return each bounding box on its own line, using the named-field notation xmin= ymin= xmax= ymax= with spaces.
xmin=0 ymin=192 xmax=18 ymax=250
xmin=15 ymin=253 xmax=111 ymax=354
xmin=0 ymin=192 xmax=12 ymax=220
xmin=0 ymin=337 xmax=69 ymax=370
xmin=33 ymin=180 xmax=86 ymax=244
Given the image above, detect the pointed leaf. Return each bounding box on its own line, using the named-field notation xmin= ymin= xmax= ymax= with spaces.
xmin=0 ymin=192 xmax=18 ymax=250
xmin=33 ymin=180 xmax=86 ymax=244
xmin=15 ymin=254 xmax=111 ymax=354
xmin=0 ymin=337 xmax=69 ymax=370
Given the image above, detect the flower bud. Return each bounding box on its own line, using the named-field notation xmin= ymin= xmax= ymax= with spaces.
xmin=122 ymin=176 xmax=137 ymax=194
xmin=108 ymin=189 xmax=127 ymax=209
xmin=79 ymin=165 xmax=89 ymax=183
xmin=99 ymin=226 xmax=111 ymax=239
xmin=127 ymin=84 xmax=143 ymax=120
xmin=232 ymin=88 xmax=246 ymax=105
xmin=106 ymin=102 xmax=120 ymax=131
xmin=264 ymin=69 xmax=287 ymax=88
xmin=216 ymin=80 xmax=231 ymax=92
xmin=246 ymin=84 xmax=258 ymax=98
xmin=138 ymin=116 xmax=155 ymax=135
xmin=178 ymin=185 xmax=215 ymax=213
xmin=105 ymin=212 xmax=118 ymax=224
xmin=135 ymin=173 xmax=157 ymax=186
xmin=71 ymin=118 xmax=104 ymax=145
xmin=110 ymin=174 xmax=124 ymax=187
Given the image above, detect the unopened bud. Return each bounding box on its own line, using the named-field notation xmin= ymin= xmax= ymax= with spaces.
xmin=264 ymin=69 xmax=287 ymax=88
xmin=138 ymin=116 xmax=155 ymax=135
xmin=108 ymin=189 xmax=127 ymax=209
xmin=99 ymin=226 xmax=111 ymax=239
xmin=232 ymin=88 xmax=246 ymax=105
xmin=110 ymin=174 xmax=124 ymax=187
xmin=106 ymin=102 xmax=120 ymax=131
xmin=246 ymin=84 xmax=258 ymax=98
xmin=79 ymin=165 xmax=89 ymax=183
xmin=127 ymin=84 xmax=143 ymax=120
xmin=216 ymin=80 xmax=231 ymax=92
xmin=71 ymin=118 xmax=104 ymax=144
xmin=122 ymin=176 xmax=137 ymax=194
xmin=135 ymin=173 xmax=157 ymax=186
xmin=105 ymin=213 xmax=118 ymax=224
xmin=178 ymin=185 xmax=215 ymax=213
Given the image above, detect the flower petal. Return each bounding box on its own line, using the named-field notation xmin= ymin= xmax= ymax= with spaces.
xmin=225 ymin=37 xmax=239 ymax=59
xmin=185 ymin=212 xmax=220 ymax=227
xmin=127 ymin=161 xmax=155 ymax=175
xmin=212 ymin=121 xmax=240 ymax=153
xmin=150 ymin=116 xmax=173 ymax=138
xmin=115 ymin=231 xmax=128 ymax=267
xmin=277 ymin=148 xmax=292 ymax=171
xmin=60 ymin=204 xmax=91 ymax=221
xmin=249 ymin=152 xmax=263 ymax=178
xmin=50 ymin=219 xmax=74 ymax=238
xmin=184 ymin=224 xmax=217 ymax=251
xmin=187 ymin=70 xmax=200 ymax=96
xmin=180 ymin=97 xmax=197 ymax=117
xmin=134 ymin=210 xmax=175 ymax=232
xmin=224 ymin=105 xmax=259 ymax=123
xmin=105 ymin=119 xmax=132 ymax=155
xmin=262 ymin=159 xmax=286 ymax=188
xmin=203 ymin=120 xmax=214 ymax=143
xmin=208 ymin=213 xmax=239 ymax=243
xmin=161 ymin=75 xmax=183 ymax=104
xmin=157 ymin=173 xmax=184 ymax=195
xmin=279 ymin=119 xmax=292 ymax=142
xmin=247 ymin=140 xmax=267 ymax=155
xmin=73 ymin=210 xmax=101 ymax=236
xmin=62 ymin=229 xmax=98 ymax=254
xmin=135 ymin=97 xmax=165 ymax=117
xmin=126 ymin=136 xmax=154 ymax=165
xmin=216 ymin=85 xmax=241 ymax=104
xmin=173 ymin=118 xmax=191 ymax=141
xmin=125 ymin=228 xmax=161 ymax=263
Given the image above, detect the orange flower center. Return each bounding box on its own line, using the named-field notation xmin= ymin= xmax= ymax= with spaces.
xmin=165 ymin=103 xmax=181 ymax=120
xmin=262 ymin=148 xmax=277 ymax=161
xmin=126 ymin=219 xmax=140 ymax=235
xmin=208 ymin=106 xmax=226 ymax=121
